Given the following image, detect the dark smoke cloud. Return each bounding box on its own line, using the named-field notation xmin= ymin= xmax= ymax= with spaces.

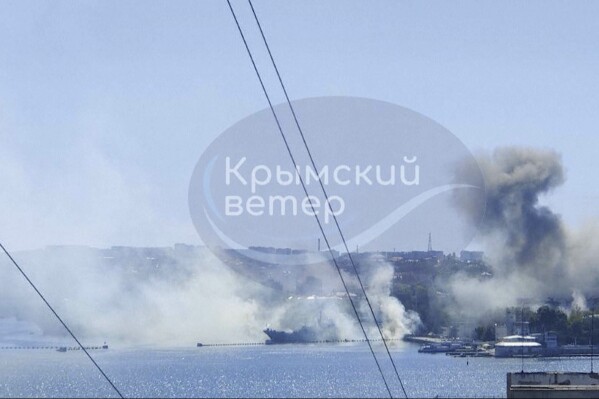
xmin=450 ymin=147 xmax=599 ymax=315
xmin=468 ymin=147 xmax=566 ymax=275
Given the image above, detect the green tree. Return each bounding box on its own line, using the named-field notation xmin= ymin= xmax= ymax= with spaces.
xmin=534 ymin=305 xmax=568 ymax=333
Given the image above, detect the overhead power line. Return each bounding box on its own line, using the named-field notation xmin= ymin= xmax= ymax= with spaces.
xmin=248 ymin=0 xmax=408 ymax=398
xmin=224 ymin=0 xmax=394 ymax=397
xmin=246 ymin=1 xmax=409 ymax=397
xmin=224 ymin=1 xmax=410 ymax=397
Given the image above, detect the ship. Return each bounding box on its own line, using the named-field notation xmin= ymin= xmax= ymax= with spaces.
xmin=263 ymin=326 xmax=319 ymax=344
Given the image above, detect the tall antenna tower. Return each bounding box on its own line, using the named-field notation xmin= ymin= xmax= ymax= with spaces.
xmin=427 ymin=232 xmax=433 ymax=252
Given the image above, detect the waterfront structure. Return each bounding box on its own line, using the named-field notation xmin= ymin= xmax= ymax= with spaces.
xmin=507 ymin=372 xmax=599 ymax=398
xmin=495 ymin=335 xmax=542 ymax=357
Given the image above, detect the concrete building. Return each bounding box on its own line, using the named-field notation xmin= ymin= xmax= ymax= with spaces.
xmin=507 ymin=372 xmax=599 ymax=398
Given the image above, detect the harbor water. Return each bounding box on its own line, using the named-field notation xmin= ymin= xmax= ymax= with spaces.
xmin=0 ymin=343 xmax=596 ymax=398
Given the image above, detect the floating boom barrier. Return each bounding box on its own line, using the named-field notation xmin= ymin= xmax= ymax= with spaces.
xmin=0 ymin=344 xmax=108 ymax=351
xmin=197 ymin=338 xmax=402 ymax=347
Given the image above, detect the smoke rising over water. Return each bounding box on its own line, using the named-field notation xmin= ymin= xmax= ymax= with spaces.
xmin=0 ymin=247 xmax=418 ymax=346
xmin=8 ymin=145 xmax=593 ymax=344
xmin=0 ymin=247 xmax=264 ymax=345
xmin=258 ymin=256 xmax=420 ymax=342
xmin=451 ymin=147 xmax=599 ymax=315
xmin=363 ymin=262 xmax=421 ymax=339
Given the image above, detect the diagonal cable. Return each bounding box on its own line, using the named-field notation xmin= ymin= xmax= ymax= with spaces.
xmin=0 ymin=242 xmax=124 ymax=398
xmin=224 ymin=0 xmax=394 ymax=397
xmin=246 ymin=1 xmax=409 ymax=397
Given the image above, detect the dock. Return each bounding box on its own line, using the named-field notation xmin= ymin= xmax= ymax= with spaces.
xmin=507 ymin=372 xmax=599 ymax=398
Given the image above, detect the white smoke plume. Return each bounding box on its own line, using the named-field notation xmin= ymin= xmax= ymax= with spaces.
xmin=363 ymin=261 xmax=421 ymax=340
xmin=570 ymin=290 xmax=588 ymax=312
xmin=261 ymin=255 xmax=420 ymax=341
xmin=0 ymin=247 xmax=418 ymax=346
xmin=0 ymin=247 xmax=265 ymax=346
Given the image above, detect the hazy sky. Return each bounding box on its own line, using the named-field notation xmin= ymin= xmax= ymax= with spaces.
xmin=1 ymin=0 xmax=598 ymax=251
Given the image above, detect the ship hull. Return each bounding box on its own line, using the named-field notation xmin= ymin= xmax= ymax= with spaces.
xmin=263 ymin=327 xmax=318 ymax=344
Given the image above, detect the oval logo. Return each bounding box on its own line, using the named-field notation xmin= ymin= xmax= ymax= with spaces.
xmin=189 ymin=97 xmax=485 ymax=268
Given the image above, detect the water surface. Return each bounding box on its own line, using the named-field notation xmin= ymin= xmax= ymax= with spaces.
xmin=0 ymin=343 xmax=594 ymax=398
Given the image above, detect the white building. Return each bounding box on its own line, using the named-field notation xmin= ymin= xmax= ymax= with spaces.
xmin=495 ymin=335 xmax=542 ymax=357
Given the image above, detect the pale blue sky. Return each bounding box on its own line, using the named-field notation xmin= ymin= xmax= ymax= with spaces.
xmin=1 ymin=0 xmax=598 ymax=250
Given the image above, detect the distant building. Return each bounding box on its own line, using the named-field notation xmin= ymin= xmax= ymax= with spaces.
xmin=495 ymin=335 xmax=542 ymax=357
xmin=513 ymin=321 xmax=530 ymax=336
xmin=544 ymin=332 xmax=558 ymax=349
xmin=388 ymin=250 xmax=444 ymax=262
xmin=456 ymin=320 xmax=476 ymax=339
xmin=495 ymin=324 xmax=508 ymax=341
xmin=505 ymin=309 xmax=531 ymax=336
xmin=460 ymin=250 xmax=484 ymax=262
xmin=531 ymin=331 xmax=559 ymax=352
